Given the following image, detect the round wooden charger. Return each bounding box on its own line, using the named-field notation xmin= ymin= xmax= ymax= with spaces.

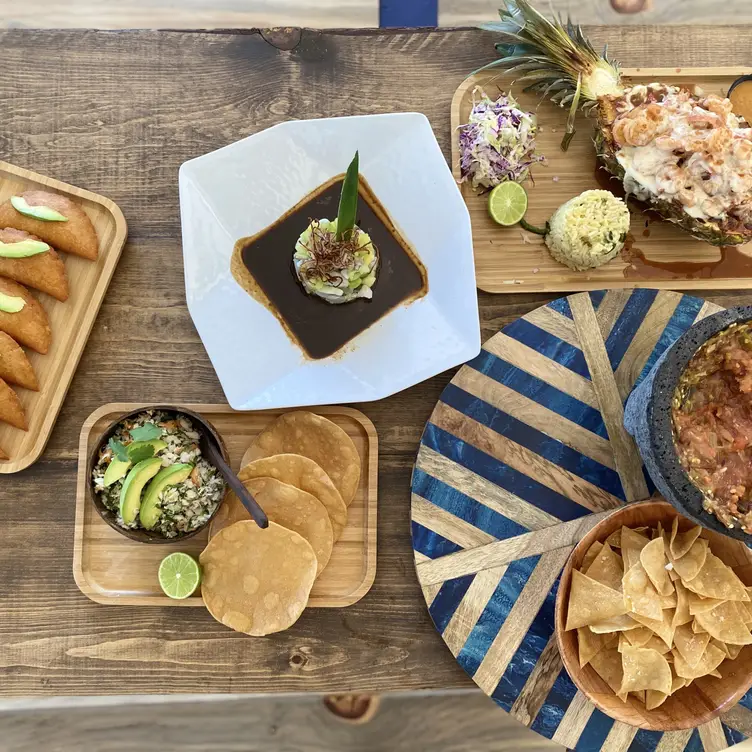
xmin=411 ymin=289 xmax=752 ymax=752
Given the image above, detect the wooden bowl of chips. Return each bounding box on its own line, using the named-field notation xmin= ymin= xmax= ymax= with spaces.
xmin=555 ymin=500 xmax=752 ymax=731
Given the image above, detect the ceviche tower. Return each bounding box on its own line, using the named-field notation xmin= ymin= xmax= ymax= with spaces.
xmin=483 ymin=0 xmax=752 ymax=246
xmin=293 ymin=152 xmax=379 ymax=304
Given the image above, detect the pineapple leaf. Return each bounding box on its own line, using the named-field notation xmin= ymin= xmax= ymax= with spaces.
xmin=562 ymin=73 xmax=582 ymax=151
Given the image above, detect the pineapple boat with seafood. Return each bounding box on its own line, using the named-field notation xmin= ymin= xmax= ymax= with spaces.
xmin=482 ymin=0 xmax=752 ymax=246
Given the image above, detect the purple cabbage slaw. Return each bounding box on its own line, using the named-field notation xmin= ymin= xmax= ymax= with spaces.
xmin=458 ymin=88 xmax=546 ymax=190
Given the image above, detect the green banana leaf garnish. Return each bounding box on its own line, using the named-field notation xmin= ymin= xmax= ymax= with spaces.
xmin=335 ymin=151 xmax=359 ymax=242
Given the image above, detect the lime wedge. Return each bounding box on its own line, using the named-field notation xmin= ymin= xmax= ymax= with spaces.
xmin=158 ymin=552 xmax=201 ymax=600
xmin=488 ymin=182 xmax=528 ymax=226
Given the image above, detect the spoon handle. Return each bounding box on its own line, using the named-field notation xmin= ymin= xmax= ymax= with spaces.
xmin=205 ymin=442 xmax=269 ymax=529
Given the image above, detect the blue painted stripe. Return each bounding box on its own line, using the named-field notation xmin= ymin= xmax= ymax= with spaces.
xmin=440 ymin=383 xmax=626 ymax=500
xmin=634 ymin=294 xmax=706 ymax=392
xmin=504 ymin=318 xmax=591 ymax=379
xmin=589 ymin=290 xmax=606 ymax=309
xmin=467 ymin=349 xmax=607 ymax=439
xmin=422 ymin=423 xmax=593 ymax=522
xmin=530 ymin=667 xmax=579 ymax=739
xmin=628 ymin=728 xmax=663 ymax=752
xmin=548 ymin=297 xmax=572 ymax=319
xmin=574 ymin=708 xmax=615 ymax=751
xmin=411 ymin=521 xmax=462 ymax=560
xmin=605 ymin=288 xmax=659 ymax=371
xmin=412 ymin=468 xmax=528 ymax=540
xmin=456 ymin=554 xmax=541 ymax=677
xmin=380 ymin=0 xmax=438 ymax=26
xmin=739 ymin=687 xmax=752 ymax=712
xmin=724 ymin=724 xmax=747 ymax=747
xmin=491 ymin=577 xmax=559 ymax=711
xmin=429 ymin=574 xmax=475 ymax=634
xmin=684 ymin=729 xmax=702 ymax=752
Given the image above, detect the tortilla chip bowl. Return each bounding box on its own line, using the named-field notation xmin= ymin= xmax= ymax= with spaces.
xmin=555 ymin=500 xmax=752 ymax=731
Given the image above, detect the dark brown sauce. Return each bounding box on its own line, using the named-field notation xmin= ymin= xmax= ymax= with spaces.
xmin=624 ymin=244 xmax=752 ymax=280
xmin=232 ymin=175 xmax=428 ymax=360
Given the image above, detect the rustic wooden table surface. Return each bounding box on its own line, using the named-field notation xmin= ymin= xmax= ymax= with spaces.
xmin=0 ymin=24 xmax=749 ymax=699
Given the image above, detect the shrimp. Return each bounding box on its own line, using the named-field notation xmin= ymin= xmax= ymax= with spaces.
xmin=655 ymin=163 xmax=685 ymax=194
xmin=688 ymin=110 xmax=722 ymax=129
xmin=733 ymin=137 xmax=752 ymax=162
xmin=702 ymin=94 xmax=733 ymax=119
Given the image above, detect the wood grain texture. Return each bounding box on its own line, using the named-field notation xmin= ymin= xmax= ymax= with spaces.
xmin=0 ymin=163 xmax=126 ymax=472
xmin=451 ymin=68 xmax=752 ymax=294
xmin=74 ymin=404 xmax=377 ymax=608
xmin=0 ymin=24 xmax=749 ymax=700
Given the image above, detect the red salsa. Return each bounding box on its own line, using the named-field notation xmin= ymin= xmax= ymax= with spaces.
xmin=672 ymin=321 xmax=752 ymax=533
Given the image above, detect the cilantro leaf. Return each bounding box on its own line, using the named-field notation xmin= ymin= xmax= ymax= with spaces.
xmin=108 ymin=438 xmax=130 ymax=463
xmin=127 ymin=444 xmax=156 ymax=464
xmin=129 ymin=423 xmax=162 ymax=442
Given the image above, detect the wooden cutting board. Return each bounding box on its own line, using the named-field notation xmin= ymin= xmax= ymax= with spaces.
xmin=74 ymin=403 xmax=378 ymax=608
xmin=451 ymin=67 xmax=752 ymax=294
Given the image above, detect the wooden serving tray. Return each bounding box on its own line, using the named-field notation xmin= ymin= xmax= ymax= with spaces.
xmin=451 ymin=67 xmax=752 ymax=294
xmin=74 ymin=403 xmax=378 ymax=608
xmin=0 ymin=161 xmax=127 ymax=472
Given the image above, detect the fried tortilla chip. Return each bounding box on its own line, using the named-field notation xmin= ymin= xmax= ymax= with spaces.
xmin=624 ymin=627 xmax=655 ymax=647
xmin=646 ymin=689 xmax=669 ymax=710
xmin=695 ymin=601 xmax=752 ymax=645
xmin=0 ymin=191 xmax=98 ymax=260
xmin=640 ymin=537 xmax=673 ymax=596
xmin=692 ymin=620 xmax=706 ymax=634
xmin=589 ymin=614 xmax=639 ymax=633
xmin=200 ymin=521 xmax=316 ymax=636
xmin=0 ymin=377 xmax=26 ymax=429
xmin=683 ymin=553 xmax=749 ymax=602
xmin=623 ymin=562 xmax=663 ymax=621
xmin=605 ymin=530 xmax=621 ymax=549
xmin=0 ymin=228 xmax=68 ymax=301
xmin=590 ymin=647 xmax=624 ymax=694
xmin=670 ymin=517 xmax=702 ymax=561
xmin=210 ymin=479 xmax=333 ymax=576
xmin=246 ymin=411 xmax=361 ymax=505
xmin=586 ymin=542 xmax=624 ymax=592
xmin=631 ymin=609 xmax=675 ymax=648
xmin=673 ymin=643 xmax=726 ymax=680
xmin=687 ymin=591 xmax=725 ymax=615
xmin=643 ymin=636 xmax=672 ymax=655
xmin=578 ymin=628 xmax=615 ymax=667
xmin=670 ymin=539 xmax=708 ymax=582
xmin=0 ymin=277 xmax=50 ymax=354
xmin=566 ymin=570 xmax=628 ymax=630
xmin=672 ymin=581 xmax=692 ymax=628
xmin=674 ymin=623 xmax=711 ymax=668
xmin=619 ymin=646 xmax=672 ymax=695
xmin=0 ymin=444 xmax=7 ymax=460
xmin=0 ymin=331 xmax=37 ymax=390
xmin=727 ymin=643 xmax=744 ymax=660
xmin=581 ymin=541 xmax=604 ymax=574
xmin=238 ymin=454 xmax=347 ymax=541
xmin=621 ymin=527 xmax=651 ymax=570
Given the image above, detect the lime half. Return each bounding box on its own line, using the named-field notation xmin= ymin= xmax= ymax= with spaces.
xmin=158 ymin=552 xmax=201 ymax=600
xmin=488 ymin=182 xmax=528 ymax=226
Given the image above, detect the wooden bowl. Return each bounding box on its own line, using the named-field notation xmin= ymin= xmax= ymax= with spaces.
xmin=555 ymin=500 xmax=752 ymax=731
xmin=87 ymin=405 xmax=229 ymax=544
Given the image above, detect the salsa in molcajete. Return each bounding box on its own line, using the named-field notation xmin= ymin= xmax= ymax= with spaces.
xmin=672 ymin=321 xmax=752 ymax=533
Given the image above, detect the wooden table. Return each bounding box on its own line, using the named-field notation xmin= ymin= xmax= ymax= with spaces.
xmin=0 ymin=24 xmax=749 ymax=701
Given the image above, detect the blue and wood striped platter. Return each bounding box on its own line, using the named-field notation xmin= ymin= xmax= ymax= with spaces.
xmin=411 ymin=289 xmax=752 ymax=752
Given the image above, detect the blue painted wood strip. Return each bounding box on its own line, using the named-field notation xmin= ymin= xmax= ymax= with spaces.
xmin=684 ymin=729 xmax=703 ymax=752
xmin=456 ymin=554 xmax=541 ymax=677
xmin=548 ymin=297 xmax=573 ymax=319
xmin=440 ymin=383 xmax=626 ymax=500
xmin=411 ymin=521 xmax=463 ymax=560
xmin=738 ymin=687 xmax=752 ymax=712
xmin=467 ymin=349 xmax=608 ymax=439
xmin=429 ymin=574 xmax=476 ymax=634
xmin=422 ymin=423 xmax=594 ymax=522
xmin=589 ymin=290 xmax=606 ymax=310
xmin=530 ymin=667 xmax=579 ymax=739
xmin=605 ymin=288 xmax=659 ymax=372
xmin=633 ymin=294 xmax=705 ymax=392
xmin=491 ymin=577 xmax=559 ymax=711
xmin=574 ymin=708 xmax=615 ymax=751
xmin=380 ymin=0 xmax=438 ymax=26
xmin=412 ymin=468 xmax=529 ymax=540
xmin=504 ymin=318 xmax=591 ymax=379
xmin=724 ymin=723 xmax=747 ymax=746
xmin=627 ymin=728 xmax=663 ymax=752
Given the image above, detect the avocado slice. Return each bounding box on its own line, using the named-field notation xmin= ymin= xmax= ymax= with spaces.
xmin=0 ymin=239 xmax=50 ymax=258
xmin=119 ymin=457 xmax=162 ymax=525
xmin=103 ymin=458 xmax=131 ymax=487
xmin=0 ymin=292 xmax=25 ymax=313
xmin=140 ymin=463 xmax=194 ymax=530
xmin=11 ymin=196 xmax=68 ymax=222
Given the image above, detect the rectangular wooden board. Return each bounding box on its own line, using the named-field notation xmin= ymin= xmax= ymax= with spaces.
xmin=73 ymin=403 xmax=378 ymax=608
xmin=0 ymin=161 xmax=127 ymax=472
xmin=451 ymin=67 xmax=752 ymax=293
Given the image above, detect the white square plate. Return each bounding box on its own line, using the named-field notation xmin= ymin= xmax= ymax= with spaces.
xmin=179 ymin=113 xmax=480 ymax=410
